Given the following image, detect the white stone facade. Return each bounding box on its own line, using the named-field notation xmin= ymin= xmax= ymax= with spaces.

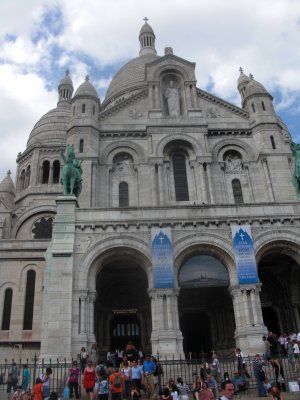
xmin=0 ymin=21 xmax=299 ymax=362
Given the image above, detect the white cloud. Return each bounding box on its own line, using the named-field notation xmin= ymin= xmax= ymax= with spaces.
xmin=1 ymin=0 xmax=300 ymax=181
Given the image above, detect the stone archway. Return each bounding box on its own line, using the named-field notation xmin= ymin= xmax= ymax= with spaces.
xmin=94 ymin=251 xmax=151 ymax=358
xmin=258 ymin=250 xmax=300 ymax=335
xmin=178 ymin=254 xmax=235 ymax=356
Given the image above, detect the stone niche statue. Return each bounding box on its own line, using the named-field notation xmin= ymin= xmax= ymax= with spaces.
xmin=60 ymin=144 xmax=83 ymax=197
xmin=291 ymin=141 xmax=300 ymax=198
xmin=165 ymin=80 xmax=180 ymax=117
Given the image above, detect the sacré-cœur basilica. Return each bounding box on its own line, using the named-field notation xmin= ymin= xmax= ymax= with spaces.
xmin=0 ymin=19 xmax=300 ymax=361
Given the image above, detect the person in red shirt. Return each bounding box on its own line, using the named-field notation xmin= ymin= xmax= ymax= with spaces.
xmin=109 ymin=368 xmax=124 ymax=400
xmin=32 ymin=378 xmax=43 ymax=400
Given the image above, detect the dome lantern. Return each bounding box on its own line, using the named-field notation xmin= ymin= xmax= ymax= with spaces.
xmin=139 ymin=17 xmax=156 ymax=56
xmin=58 ymin=69 xmax=74 ymax=103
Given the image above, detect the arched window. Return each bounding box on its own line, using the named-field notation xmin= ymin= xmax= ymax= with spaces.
xmin=232 ymin=179 xmax=244 ymax=203
xmin=251 ymin=103 xmax=255 ymax=112
xmin=79 ymin=139 xmax=84 ymax=153
xmin=25 ymin=165 xmax=31 ymax=188
xmin=42 ymin=160 xmax=50 ymax=184
xmin=172 ymin=153 xmax=189 ymax=201
xmin=93 ymin=105 xmax=95 ymax=115
xmin=52 ymin=160 xmax=60 ymax=183
xmin=270 ymin=136 xmax=276 ymax=149
xmin=19 ymin=169 xmax=25 ymax=190
xmin=119 ymin=182 xmax=129 ymax=207
xmin=23 ymin=270 xmax=36 ymax=330
xmin=2 ymin=288 xmax=13 ymax=330
xmin=261 ymin=101 xmax=266 ymax=111
xmin=82 ymin=104 xmax=85 ymax=113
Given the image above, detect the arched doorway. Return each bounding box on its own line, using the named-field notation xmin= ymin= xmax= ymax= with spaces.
xmin=178 ymin=255 xmax=235 ymax=356
xmin=95 ymin=256 xmax=151 ymax=357
xmin=258 ymin=251 xmax=300 ymax=335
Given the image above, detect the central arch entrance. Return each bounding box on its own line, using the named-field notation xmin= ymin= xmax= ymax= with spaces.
xmin=178 ymin=254 xmax=235 ymax=356
xmin=95 ymin=255 xmax=151 ymax=356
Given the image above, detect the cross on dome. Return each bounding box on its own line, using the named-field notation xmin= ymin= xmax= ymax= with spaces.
xmin=143 ymin=17 xmax=149 ymax=23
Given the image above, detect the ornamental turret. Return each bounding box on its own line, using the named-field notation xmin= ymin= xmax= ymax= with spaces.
xmin=139 ymin=17 xmax=156 ymax=56
xmin=58 ymin=69 xmax=74 ymax=103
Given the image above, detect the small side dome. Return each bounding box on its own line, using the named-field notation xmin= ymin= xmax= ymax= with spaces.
xmin=74 ymin=75 xmax=99 ymax=99
xmin=0 ymin=170 xmax=15 ymax=196
xmin=244 ymin=74 xmax=271 ymax=99
xmin=237 ymin=67 xmax=250 ymax=88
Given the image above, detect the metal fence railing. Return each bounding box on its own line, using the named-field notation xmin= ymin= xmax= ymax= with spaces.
xmin=157 ymin=355 xmax=300 ymax=391
xmin=0 ymin=354 xmax=299 ymax=396
xmin=0 ymin=356 xmax=70 ymax=397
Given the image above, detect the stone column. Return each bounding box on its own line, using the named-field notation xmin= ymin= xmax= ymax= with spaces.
xmin=250 ymin=288 xmax=259 ymax=326
xmin=148 ymin=288 xmax=184 ymax=358
xmin=87 ymin=291 xmax=96 ymax=343
xmin=206 ymin=163 xmax=215 ymax=204
xmin=81 ymin=295 xmax=87 ymax=334
xmin=157 ymin=162 xmax=165 ymax=205
xmin=150 ymin=164 xmax=157 ymax=206
xmin=232 ymin=284 xmax=267 ymax=356
xmin=198 ymin=163 xmax=208 ymax=204
xmin=261 ymin=158 xmax=275 ymax=201
xmin=91 ymin=162 xmax=97 ymax=207
xmin=293 ymin=303 xmax=300 ymax=331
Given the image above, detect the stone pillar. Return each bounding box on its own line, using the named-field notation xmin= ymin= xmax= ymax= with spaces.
xmin=150 ymin=164 xmax=157 ymax=206
xmin=81 ymin=295 xmax=87 ymax=334
xmin=91 ymin=162 xmax=97 ymax=207
xmin=149 ymin=288 xmax=184 ymax=358
xmin=231 ymin=284 xmax=267 ymax=355
xmin=40 ymin=196 xmax=78 ymax=360
xmin=206 ymin=163 xmax=215 ymax=204
xmin=261 ymin=158 xmax=275 ymax=201
xmin=198 ymin=163 xmax=208 ymax=204
xmin=87 ymin=291 xmax=96 ymax=344
xmin=293 ymin=303 xmax=300 ymax=331
xmin=157 ymin=162 xmax=165 ymax=205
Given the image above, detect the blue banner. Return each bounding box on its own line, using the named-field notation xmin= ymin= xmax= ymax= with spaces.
xmin=151 ymin=228 xmax=174 ymax=288
xmin=231 ymin=225 xmax=259 ymax=284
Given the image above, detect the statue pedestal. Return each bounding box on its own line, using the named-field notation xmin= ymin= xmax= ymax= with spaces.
xmin=39 ymin=196 xmax=77 ymax=360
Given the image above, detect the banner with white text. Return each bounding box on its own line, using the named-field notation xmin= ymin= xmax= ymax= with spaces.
xmin=151 ymin=227 xmax=174 ymax=288
xmin=231 ymin=224 xmax=259 ymax=284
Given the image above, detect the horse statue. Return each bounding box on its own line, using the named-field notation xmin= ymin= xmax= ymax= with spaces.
xmin=60 ymin=144 xmax=82 ymax=197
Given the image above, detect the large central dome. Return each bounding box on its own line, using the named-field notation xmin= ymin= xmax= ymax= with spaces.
xmin=104 ymin=53 xmax=160 ymax=102
xmin=103 ymin=20 xmax=159 ymax=105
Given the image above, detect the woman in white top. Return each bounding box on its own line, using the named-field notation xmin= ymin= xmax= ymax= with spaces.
xmin=293 ymin=340 xmax=299 ymax=372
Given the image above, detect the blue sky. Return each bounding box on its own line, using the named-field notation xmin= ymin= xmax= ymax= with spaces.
xmin=0 ymin=0 xmax=300 ymax=181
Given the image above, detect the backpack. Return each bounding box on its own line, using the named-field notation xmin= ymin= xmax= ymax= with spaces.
xmin=96 ymin=365 xmax=106 ymax=377
xmin=113 ymin=373 xmax=122 ymax=388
